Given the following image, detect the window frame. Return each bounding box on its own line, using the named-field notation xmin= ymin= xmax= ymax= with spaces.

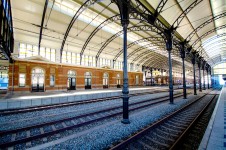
xmin=50 ymin=74 xmax=55 ymax=87
xmin=19 ymin=73 xmax=26 ymax=87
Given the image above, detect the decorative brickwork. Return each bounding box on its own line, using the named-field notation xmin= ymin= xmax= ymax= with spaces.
xmin=8 ymin=59 xmax=143 ymax=92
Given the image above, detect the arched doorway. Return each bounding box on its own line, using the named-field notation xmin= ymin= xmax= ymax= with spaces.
xmin=31 ymin=68 xmax=45 ymax=92
xmin=68 ymin=70 xmax=76 ymax=90
xmin=135 ymin=75 xmax=139 ymax=85
xmin=85 ymin=72 xmax=92 ymax=89
xmin=116 ymin=73 xmax=121 ymax=88
xmin=103 ymin=73 xmax=109 ymax=89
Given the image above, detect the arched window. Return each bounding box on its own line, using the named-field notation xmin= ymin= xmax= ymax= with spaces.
xmin=67 ymin=70 xmax=76 ymax=90
xmin=31 ymin=68 xmax=45 ymax=92
xmin=116 ymin=73 xmax=121 ymax=88
xmin=85 ymin=72 xmax=92 ymax=89
xmin=103 ymin=73 xmax=109 ymax=88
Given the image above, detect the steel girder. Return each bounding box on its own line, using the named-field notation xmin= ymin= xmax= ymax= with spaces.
xmin=143 ymin=54 xmax=166 ymax=66
xmin=148 ymin=62 xmax=168 ymax=70
xmin=129 ymin=0 xmax=185 ymax=48
xmin=113 ymin=36 xmax=164 ymax=61
xmin=81 ymin=14 xmax=121 ymax=56
xmin=200 ymin=42 xmax=226 ymax=52
xmin=133 ymin=46 xmax=180 ymax=64
xmin=131 ymin=48 xmax=162 ymax=63
xmin=203 ymin=33 xmax=226 ymax=45
xmin=155 ymin=0 xmax=168 ymax=16
xmin=0 ymin=50 xmax=7 ymax=60
xmin=143 ymin=55 xmax=184 ymax=69
xmin=148 ymin=0 xmax=169 ymax=23
xmin=186 ymin=11 xmax=226 ymax=42
xmin=127 ymin=42 xmax=165 ymax=59
xmin=81 ymin=12 xmax=151 ymax=56
xmin=149 ymin=60 xmax=168 ymax=70
xmin=145 ymin=56 xmax=169 ymax=70
xmin=60 ymin=0 xmax=102 ymax=62
xmin=196 ymin=35 xmax=226 ymax=52
xmin=60 ymin=0 xmax=169 ymax=62
xmin=192 ymin=24 xmax=226 ymax=47
xmin=172 ymin=0 xmax=203 ymax=30
xmin=0 ymin=0 xmax=14 ymax=62
xmin=38 ymin=0 xmax=49 ymax=52
xmin=130 ymin=0 xmax=167 ymax=31
xmin=210 ymin=55 xmax=222 ymax=64
xmin=95 ymin=25 xmax=165 ymax=59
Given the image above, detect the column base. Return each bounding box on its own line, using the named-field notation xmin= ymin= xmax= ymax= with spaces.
xmin=121 ymin=119 xmax=130 ymax=124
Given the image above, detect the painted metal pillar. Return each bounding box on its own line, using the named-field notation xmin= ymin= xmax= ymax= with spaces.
xmin=209 ymin=68 xmax=212 ymax=88
xmin=180 ymin=43 xmax=187 ymax=99
xmin=165 ymin=30 xmax=173 ymax=104
xmin=207 ymin=67 xmax=210 ymax=89
xmin=150 ymin=68 xmax=153 ymax=86
xmin=144 ymin=70 xmax=147 ymax=86
xmin=203 ymin=62 xmax=206 ymax=90
xmin=121 ymin=23 xmax=130 ymax=124
xmin=117 ymin=0 xmax=130 ymax=124
xmin=161 ymin=69 xmax=164 ymax=85
xmin=192 ymin=52 xmax=197 ymax=95
xmin=198 ymin=59 xmax=202 ymax=92
xmin=113 ymin=60 xmax=115 ymax=69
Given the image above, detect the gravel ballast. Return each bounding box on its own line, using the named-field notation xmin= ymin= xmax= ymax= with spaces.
xmin=29 ymin=94 xmax=200 ymax=150
xmin=0 ymin=91 xmax=180 ymax=131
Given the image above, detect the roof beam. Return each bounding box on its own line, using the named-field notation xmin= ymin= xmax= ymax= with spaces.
xmin=172 ymin=0 xmax=203 ymax=30
xmin=192 ymin=24 xmax=226 ymax=47
xmin=186 ymin=11 xmax=226 ymax=42
xmin=38 ymin=0 xmax=49 ymax=54
xmin=113 ymin=37 xmax=163 ymax=61
xmin=95 ymin=25 xmax=165 ymax=60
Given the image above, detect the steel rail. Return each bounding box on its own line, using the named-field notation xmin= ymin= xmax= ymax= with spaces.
xmin=0 ymin=89 xmax=170 ymax=115
xmin=0 ymin=94 xmax=184 ymax=148
xmin=109 ymin=93 xmax=214 ymax=150
xmin=169 ymin=95 xmax=217 ymax=149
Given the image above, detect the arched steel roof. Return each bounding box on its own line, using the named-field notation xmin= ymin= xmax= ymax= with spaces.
xmin=9 ymin=0 xmax=226 ymax=73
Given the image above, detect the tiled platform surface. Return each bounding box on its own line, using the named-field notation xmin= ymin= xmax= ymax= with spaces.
xmin=0 ymin=86 xmax=170 ymax=110
xmin=199 ymin=86 xmax=225 ymax=150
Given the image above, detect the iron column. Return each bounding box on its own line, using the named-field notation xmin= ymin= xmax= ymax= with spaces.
xmin=165 ymin=30 xmax=173 ymax=104
xmin=198 ymin=59 xmax=202 ymax=92
xmin=121 ymin=23 xmax=130 ymax=124
xmin=180 ymin=43 xmax=187 ymax=99
xmin=144 ymin=70 xmax=147 ymax=86
xmin=207 ymin=66 xmax=210 ymax=89
xmin=150 ymin=68 xmax=153 ymax=86
xmin=203 ymin=61 xmax=206 ymax=90
xmin=117 ymin=0 xmax=130 ymax=124
xmin=192 ymin=52 xmax=197 ymax=95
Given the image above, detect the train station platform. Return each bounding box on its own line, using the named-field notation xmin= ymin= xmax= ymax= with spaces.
xmin=0 ymin=86 xmax=175 ymax=110
xmin=199 ymin=86 xmax=225 ymax=150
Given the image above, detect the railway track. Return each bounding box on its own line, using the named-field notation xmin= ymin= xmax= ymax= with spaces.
xmin=0 ymin=93 xmax=184 ymax=148
xmin=0 ymin=89 xmax=172 ymax=115
xmin=110 ymin=94 xmax=218 ymax=150
xmin=171 ymin=94 xmax=218 ymax=150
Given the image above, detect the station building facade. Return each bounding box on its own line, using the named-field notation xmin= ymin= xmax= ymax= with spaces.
xmin=7 ymin=56 xmax=143 ymax=93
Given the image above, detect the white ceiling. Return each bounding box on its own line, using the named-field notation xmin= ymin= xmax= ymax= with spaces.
xmin=10 ymin=0 xmax=226 ymax=71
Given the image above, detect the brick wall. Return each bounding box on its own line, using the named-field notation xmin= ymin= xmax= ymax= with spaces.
xmin=8 ymin=60 xmax=143 ymax=92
